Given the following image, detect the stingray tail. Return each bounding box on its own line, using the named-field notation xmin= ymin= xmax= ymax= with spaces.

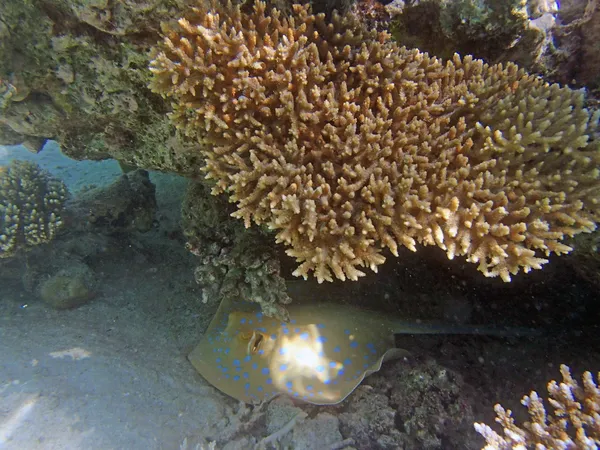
xmin=390 ymin=320 xmax=542 ymax=338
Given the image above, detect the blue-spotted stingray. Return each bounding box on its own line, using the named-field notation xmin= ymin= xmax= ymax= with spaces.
xmin=189 ymin=295 xmax=535 ymax=405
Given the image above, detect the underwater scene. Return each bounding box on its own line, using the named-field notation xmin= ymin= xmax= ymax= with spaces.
xmin=1 ymin=0 xmax=600 ymax=449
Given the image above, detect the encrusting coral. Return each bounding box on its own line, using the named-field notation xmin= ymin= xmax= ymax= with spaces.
xmin=183 ymin=182 xmax=291 ymax=319
xmin=0 ymin=160 xmax=68 ymax=258
xmin=149 ymin=1 xmax=600 ymax=283
xmin=474 ymin=364 xmax=600 ymax=449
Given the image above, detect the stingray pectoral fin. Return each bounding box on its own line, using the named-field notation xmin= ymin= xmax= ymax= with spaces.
xmin=187 ymin=340 xmax=247 ymax=402
xmin=362 ymin=348 xmax=411 ymax=378
xmin=188 ymin=342 xmax=206 ymax=377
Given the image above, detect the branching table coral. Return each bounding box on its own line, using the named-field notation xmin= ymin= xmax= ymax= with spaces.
xmin=149 ymin=1 xmax=600 ymax=283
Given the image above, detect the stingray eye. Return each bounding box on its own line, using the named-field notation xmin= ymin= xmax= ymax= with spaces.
xmin=239 ymin=331 xmax=253 ymax=341
xmin=248 ymin=332 xmax=265 ymax=355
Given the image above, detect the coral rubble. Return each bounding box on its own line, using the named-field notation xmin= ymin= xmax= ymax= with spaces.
xmin=0 ymin=160 xmax=68 ymax=258
xmin=149 ymin=1 xmax=600 ymax=283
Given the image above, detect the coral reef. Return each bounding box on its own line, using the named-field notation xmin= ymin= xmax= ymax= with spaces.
xmin=0 ymin=0 xmax=205 ymax=175
xmin=149 ymin=1 xmax=600 ymax=283
xmin=182 ymin=182 xmax=291 ymax=318
xmin=551 ymin=0 xmax=600 ymax=92
xmin=387 ymin=0 xmax=530 ymax=63
xmin=0 ymin=160 xmax=68 ymax=258
xmin=336 ymin=359 xmax=476 ymax=449
xmin=71 ymin=169 xmax=158 ymax=233
xmin=475 ymin=364 xmax=600 ymax=449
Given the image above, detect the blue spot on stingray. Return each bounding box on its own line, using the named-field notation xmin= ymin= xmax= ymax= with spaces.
xmin=300 ymin=332 xmax=309 ymax=340
xmin=258 ymin=349 xmax=264 ymax=355
xmin=286 ymin=381 xmax=293 ymax=389
xmin=282 ymin=327 xmax=289 ymax=335
xmin=338 ymin=369 xmax=345 ymax=376
xmin=225 ymin=374 xmax=230 ymax=379
xmin=257 ymin=386 xmax=263 ymax=392
xmin=279 ymin=364 xmax=288 ymax=371
xmin=344 ymin=329 xmax=351 ymax=335
xmin=266 ymin=378 xmax=273 ymax=385
xmin=323 ymin=379 xmax=331 ymax=385
xmin=316 ymin=365 xmax=325 ymax=373
xmin=248 ymin=320 xmax=253 ymax=325
xmin=364 ymin=363 xmax=369 ymax=369
xmin=367 ymin=343 xmax=375 ymax=349
xmin=261 ymin=367 xmax=270 ymax=375
xmin=252 ymin=363 xmax=258 ymax=370
xmin=216 ymin=358 xmax=222 ymax=363
xmin=257 ymin=327 xmax=267 ymax=332
xmin=317 ymin=323 xmax=325 ymax=329
xmin=306 ymin=385 xmax=313 ymax=391
xmin=233 ymin=359 xmax=241 ymax=366
xmin=233 ymin=375 xmax=240 ymax=381
xmin=244 ymin=382 xmax=250 ymax=390
xmin=318 ymin=351 xmax=325 ymax=357
xmin=279 ymin=347 xmax=288 ymax=355
xmin=244 ymin=355 xmax=252 ymax=362
xmin=240 ymin=318 xmax=247 ymax=324
xmin=271 ymin=333 xmax=277 ymax=340
xmin=235 ymin=367 xmax=242 ymax=372
xmin=316 ymin=336 xmax=327 ymax=344
xmin=221 ymin=367 xmax=228 ymax=372
xmin=329 ymin=361 xmax=337 ymax=368
xmin=344 ymin=358 xmax=352 ymax=366
xmin=294 ymin=328 xmax=300 ymax=333
xmin=290 ymin=319 xmax=297 ymax=325
xmin=225 ymin=348 xmax=231 ymax=354
xmin=350 ymin=341 xmax=358 ymax=348
xmin=334 ymin=346 xmax=341 ymax=353
xmin=364 ymin=355 xmax=370 ymax=360
xmin=293 ymin=392 xmax=300 ymax=397
xmin=256 ymin=312 xmax=263 ymax=319
xmin=243 ymin=372 xmax=249 ymax=378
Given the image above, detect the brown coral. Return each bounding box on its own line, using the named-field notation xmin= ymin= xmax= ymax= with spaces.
xmin=0 ymin=160 xmax=68 ymax=258
xmin=475 ymin=364 xmax=600 ymax=449
xmin=149 ymin=1 xmax=600 ymax=283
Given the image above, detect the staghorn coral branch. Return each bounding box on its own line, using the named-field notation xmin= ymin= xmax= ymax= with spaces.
xmin=475 ymin=365 xmax=600 ymax=449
